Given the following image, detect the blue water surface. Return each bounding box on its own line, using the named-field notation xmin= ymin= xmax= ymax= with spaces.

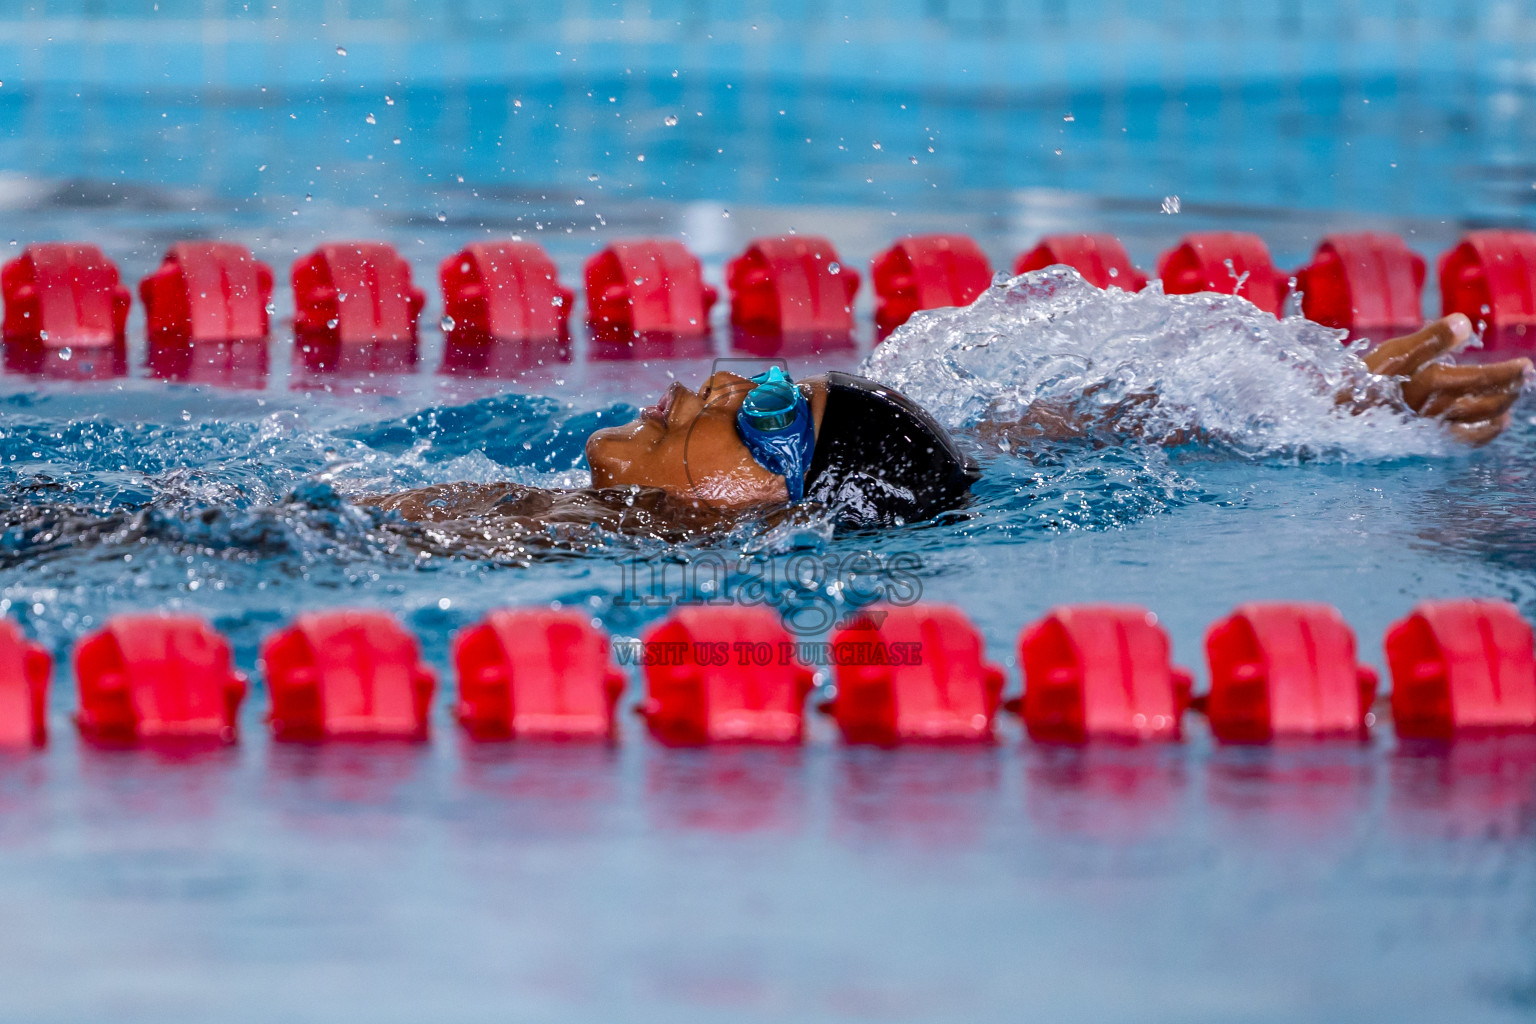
xmin=2 ymin=4 xmax=1536 ymax=1016
xmin=0 ymin=291 xmax=1533 ymax=1022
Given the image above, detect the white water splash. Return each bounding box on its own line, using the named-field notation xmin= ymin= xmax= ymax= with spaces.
xmin=862 ymin=267 xmax=1451 ymax=459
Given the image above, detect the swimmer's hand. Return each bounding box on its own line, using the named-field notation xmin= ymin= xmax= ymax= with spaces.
xmin=1363 ymin=314 xmax=1532 ymax=446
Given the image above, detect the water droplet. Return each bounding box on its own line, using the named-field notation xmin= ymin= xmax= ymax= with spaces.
xmin=57 ymin=346 xmax=70 ymax=361
xmin=588 ymin=173 xmax=600 ymax=182
xmin=512 ymin=98 xmax=521 ymax=108
xmin=1063 ymin=113 xmax=1075 ymax=122
xmin=636 ymin=153 xmax=645 ymax=162
xmin=574 ymin=197 xmax=585 ymax=206
xmin=265 ymin=302 xmax=276 ymax=315
xmin=1108 ymin=267 xmax=1119 ymax=278
xmin=551 ymin=295 xmax=565 ymax=307
xmin=436 ymin=210 xmax=447 ymax=221
xmin=828 ymin=262 xmax=841 ymax=275
xmin=385 ymin=95 xmax=395 ymax=105
xmin=326 ymin=318 xmax=339 ymax=329
xmin=336 ymin=45 xmax=347 ymax=56
xmin=439 ymin=314 xmax=456 ymax=331
xmin=180 ymin=409 xmax=191 ymax=422
xmin=910 ymin=156 xmax=918 ymax=164
xmin=38 ymin=330 xmax=47 ymax=341
xmin=1482 ymin=304 xmax=1492 ymax=315
xmin=872 ymin=141 xmax=882 ymax=150
xmin=664 ymin=115 xmax=678 ymax=127
xmin=1054 ymin=148 xmax=1063 ymax=155
xmin=304 ymin=193 xmax=312 ymax=202
xmin=438 ymin=598 xmax=451 ymax=610
xmin=365 ymin=113 xmax=376 ymax=124
xmin=722 ymin=209 xmax=730 ymax=218
xmin=392 ymin=137 xmax=401 ymax=145
xmin=1161 ymin=195 xmax=1181 ymax=215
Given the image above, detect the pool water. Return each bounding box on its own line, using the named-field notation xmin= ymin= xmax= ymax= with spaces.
xmin=1 ymin=236 xmax=1535 ymax=1022
xmin=2 ymin=44 xmax=1536 ymax=1022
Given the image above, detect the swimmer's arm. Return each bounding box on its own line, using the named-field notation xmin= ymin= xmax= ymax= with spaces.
xmin=1357 ymin=314 xmax=1531 ymax=446
xmin=974 ymin=385 xmax=1201 ymax=448
xmin=357 ymin=482 xmax=539 ymax=521
xmin=981 ymin=315 xmax=1531 ymax=450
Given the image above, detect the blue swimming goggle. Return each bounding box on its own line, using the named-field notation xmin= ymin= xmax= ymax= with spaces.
xmin=736 ymin=367 xmax=815 ymax=501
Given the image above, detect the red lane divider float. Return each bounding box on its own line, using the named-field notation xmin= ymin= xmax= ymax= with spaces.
xmin=1158 ymin=231 xmax=1289 ymax=316
xmin=727 ymin=235 xmax=860 ymax=356
xmin=1203 ymin=602 xmax=1377 ymax=742
xmin=140 ymin=241 xmax=274 ymax=388
xmin=585 ymin=238 xmax=717 ymax=359
xmin=7 ymin=597 xmax=1536 ymax=755
xmin=438 ymin=241 xmax=573 ymax=377
xmin=638 ymin=607 xmax=815 ymax=745
xmin=291 ymin=242 xmax=425 ymax=374
xmin=74 ymin=615 xmax=247 ymax=745
xmin=1386 ymin=599 xmax=1536 ymax=737
xmin=1294 ymin=232 xmax=1425 ymax=343
xmin=871 ymin=234 xmax=992 ymax=338
xmin=0 ymin=620 xmax=50 ymax=748
xmin=1 ymin=243 xmax=130 ymax=379
xmin=1013 ymin=605 xmax=1191 ymax=743
xmin=261 ymin=610 xmax=436 ymax=741
xmin=453 ymin=609 xmax=625 ymax=741
xmin=1438 ymin=229 xmax=1536 ymax=352
xmin=1015 ymin=233 xmax=1148 ymax=291
xmin=824 ymin=604 xmax=1004 ymax=745
xmin=0 ymin=228 xmax=1532 ymax=381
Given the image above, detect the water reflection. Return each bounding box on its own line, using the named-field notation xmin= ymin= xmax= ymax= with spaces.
xmin=1205 ymin=742 xmax=1379 ymax=843
xmin=454 ymin=742 xmax=621 ymax=837
xmin=264 ymin=742 xmax=436 ymax=835
xmin=645 ymin=747 xmax=805 ymax=835
xmin=1023 ymin=743 xmax=1188 ymax=841
xmin=0 ymin=748 xmax=50 ymax=845
xmin=1391 ymin=733 xmax=1536 ymax=840
xmin=832 ymin=747 xmax=1000 ymax=849
xmin=74 ymin=741 xmax=244 ymax=823
xmin=146 ymin=336 xmax=269 ymax=389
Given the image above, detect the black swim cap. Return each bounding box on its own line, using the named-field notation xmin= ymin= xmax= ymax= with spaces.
xmin=804 ymin=371 xmax=980 ymax=526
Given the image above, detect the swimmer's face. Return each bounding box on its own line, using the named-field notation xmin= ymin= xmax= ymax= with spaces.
xmin=585 ymin=371 xmax=790 ymax=506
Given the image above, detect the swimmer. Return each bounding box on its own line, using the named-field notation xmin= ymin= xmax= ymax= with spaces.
xmin=369 ymin=312 xmax=1529 ymax=534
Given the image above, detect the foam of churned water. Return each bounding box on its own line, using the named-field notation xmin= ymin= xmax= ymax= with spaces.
xmin=863 ymin=267 xmax=1453 ymax=459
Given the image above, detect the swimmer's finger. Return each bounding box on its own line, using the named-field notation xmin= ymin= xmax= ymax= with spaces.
xmin=1365 ymin=315 xmax=1472 ymax=377
xmin=1402 ymin=359 xmax=1532 ymax=410
xmin=1448 ymin=414 xmax=1512 ymax=447
xmin=1418 ymin=378 xmax=1524 ymax=418
xmin=1427 ymin=389 xmax=1524 ymax=423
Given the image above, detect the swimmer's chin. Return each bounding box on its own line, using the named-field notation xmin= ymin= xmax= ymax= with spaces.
xmin=585 ymin=420 xmax=657 ymax=487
